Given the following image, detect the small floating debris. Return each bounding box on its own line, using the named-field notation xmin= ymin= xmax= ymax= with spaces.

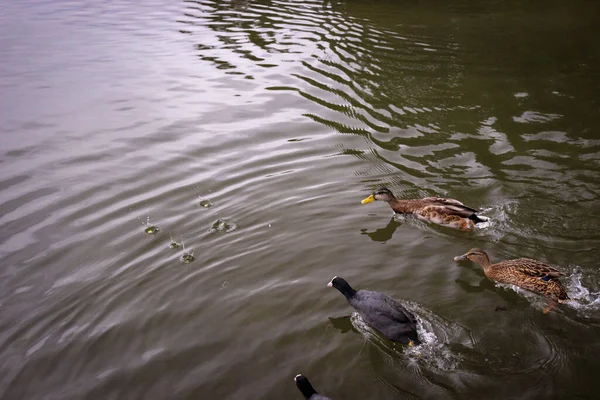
xmin=181 ymin=253 xmax=195 ymax=264
xmin=169 ymin=242 xmax=180 ymax=249
xmin=144 ymin=225 xmax=159 ymax=235
xmin=209 ymin=218 xmax=238 ymax=233
xmin=199 ymin=199 xmax=213 ymax=208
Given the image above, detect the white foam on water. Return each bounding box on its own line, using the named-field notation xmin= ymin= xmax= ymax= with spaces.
xmin=476 ymin=200 xmax=520 ymax=241
xmin=475 ymin=218 xmax=491 ymax=230
xmin=495 ymin=282 xmax=547 ymax=309
xmin=494 ymin=267 xmax=600 ymax=315
xmin=392 ymin=213 xmax=409 ymax=223
xmin=473 ymin=206 xmax=494 ymax=230
xmin=404 ymin=305 xmax=465 ymax=371
xmin=349 ymin=301 xmax=471 ymax=371
xmin=564 ymin=267 xmax=600 ymax=313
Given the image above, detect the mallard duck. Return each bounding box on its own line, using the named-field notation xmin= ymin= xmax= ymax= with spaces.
xmin=361 ymin=187 xmax=486 ymax=230
xmin=454 ymin=248 xmax=569 ymax=313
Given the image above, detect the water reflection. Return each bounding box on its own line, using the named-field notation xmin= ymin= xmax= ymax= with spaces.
xmin=360 ymin=217 xmax=401 ymax=243
xmin=328 ymin=315 xmax=355 ymax=334
xmin=2 ymin=0 xmax=600 ymax=399
xmin=180 ymin=0 xmax=600 ymax=215
xmin=455 ymin=276 xmax=498 ymax=295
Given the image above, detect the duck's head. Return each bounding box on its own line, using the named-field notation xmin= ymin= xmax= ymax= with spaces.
xmin=361 ymin=187 xmax=396 ymax=204
xmin=454 ymin=248 xmax=490 ymax=266
xmin=294 ymin=374 xmax=317 ymax=399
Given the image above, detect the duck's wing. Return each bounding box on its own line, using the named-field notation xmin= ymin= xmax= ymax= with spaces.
xmin=504 ymin=258 xmax=566 ymax=280
xmin=418 ymin=201 xmax=479 ymax=218
xmin=422 ymin=197 xmax=466 ymax=206
xmin=422 ymin=197 xmax=479 ymax=213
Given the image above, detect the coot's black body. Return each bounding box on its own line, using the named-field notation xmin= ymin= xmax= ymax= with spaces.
xmin=328 ymin=276 xmax=420 ymax=345
xmin=294 ymin=374 xmax=332 ymax=400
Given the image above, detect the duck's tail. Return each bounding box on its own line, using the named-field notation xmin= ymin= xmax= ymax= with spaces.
xmin=468 ymin=213 xmax=489 ymax=224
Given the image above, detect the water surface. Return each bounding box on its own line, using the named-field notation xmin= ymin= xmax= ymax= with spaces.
xmin=1 ymin=0 xmax=600 ymax=398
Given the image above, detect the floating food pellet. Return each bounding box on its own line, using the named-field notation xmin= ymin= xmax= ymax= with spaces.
xmin=199 ymin=199 xmax=213 ymax=208
xmin=181 ymin=253 xmax=195 ymax=264
xmin=169 ymin=242 xmax=180 ymax=249
xmin=144 ymin=225 xmax=159 ymax=234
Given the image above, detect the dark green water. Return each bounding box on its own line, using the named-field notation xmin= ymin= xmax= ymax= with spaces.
xmin=1 ymin=0 xmax=600 ymax=398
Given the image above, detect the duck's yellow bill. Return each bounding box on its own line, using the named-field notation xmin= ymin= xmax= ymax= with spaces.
xmin=361 ymin=195 xmax=375 ymax=204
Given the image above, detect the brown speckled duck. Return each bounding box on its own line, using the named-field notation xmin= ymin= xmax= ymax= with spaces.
xmin=361 ymin=187 xmax=486 ymax=230
xmin=453 ymin=248 xmax=570 ymax=313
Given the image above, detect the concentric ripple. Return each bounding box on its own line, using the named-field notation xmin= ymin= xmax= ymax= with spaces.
xmin=2 ymin=0 xmax=600 ymax=399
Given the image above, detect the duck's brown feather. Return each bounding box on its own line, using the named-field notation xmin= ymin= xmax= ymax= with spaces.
xmin=486 ymin=258 xmax=569 ymax=302
xmin=391 ymin=198 xmax=478 ymax=216
xmin=390 ymin=198 xmax=482 ymax=229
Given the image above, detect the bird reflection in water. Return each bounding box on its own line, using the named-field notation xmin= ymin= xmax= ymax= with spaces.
xmin=360 ymin=217 xmax=402 ymax=243
xmin=328 ymin=315 xmax=356 ymax=335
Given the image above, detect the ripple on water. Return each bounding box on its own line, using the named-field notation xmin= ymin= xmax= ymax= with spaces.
xmin=347 ymin=304 xmax=476 ymax=400
xmin=3 ymin=0 xmax=600 ymax=398
xmin=562 ymin=268 xmax=600 ymax=316
xmin=144 ymin=225 xmax=159 ymax=235
xmin=349 ymin=299 xmax=474 ymax=372
xmin=199 ymin=199 xmax=213 ymax=208
xmin=181 ymin=253 xmax=195 ymax=264
xmin=208 ymin=218 xmax=239 ymax=233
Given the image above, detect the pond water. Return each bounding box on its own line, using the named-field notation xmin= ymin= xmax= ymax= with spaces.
xmin=1 ymin=0 xmax=600 ymax=398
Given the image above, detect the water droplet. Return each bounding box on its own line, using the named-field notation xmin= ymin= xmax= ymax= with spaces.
xmin=169 ymin=242 xmax=180 ymax=249
xmin=145 ymin=225 xmax=159 ymax=234
xmin=209 ymin=218 xmax=238 ymax=233
xmin=181 ymin=253 xmax=195 ymax=264
xmin=199 ymin=199 xmax=213 ymax=208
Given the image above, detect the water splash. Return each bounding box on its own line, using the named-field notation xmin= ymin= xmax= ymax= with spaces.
xmin=494 ymin=282 xmax=546 ymax=309
xmin=209 ymin=218 xmax=238 ymax=233
xmin=142 ymin=216 xmax=159 ymax=234
xmin=349 ymin=301 xmax=471 ymax=371
xmin=168 ymin=233 xmax=180 ymax=249
xmin=475 ymin=208 xmax=493 ymax=230
xmin=144 ymin=225 xmax=159 ymax=234
xmin=199 ymin=198 xmax=214 ymax=208
xmin=474 ymin=200 xmax=520 ymax=241
xmin=180 ymin=240 xmax=194 ymax=264
xmin=564 ymin=267 xmax=600 ymax=313
xmin=494 ymin=267 xmax=600 ymax=315
xmin=181 ymin=253 xmax=195 ymax=264
xmin=403 ymin=302 xmax=470 ymax=371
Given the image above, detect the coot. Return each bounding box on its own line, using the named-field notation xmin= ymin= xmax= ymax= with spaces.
xmin=294 ymin=374 xmax=332 ymax=400
xmin=327 ymin=276 xmax=420 ymax=345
